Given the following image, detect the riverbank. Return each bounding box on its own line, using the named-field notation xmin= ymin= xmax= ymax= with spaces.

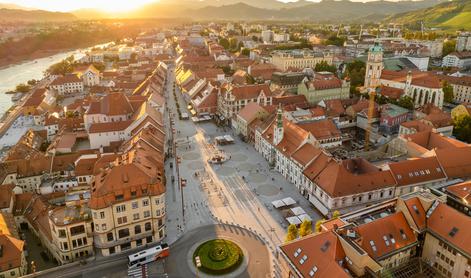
xmin=0 ymin=48 xmax=76 ymax=69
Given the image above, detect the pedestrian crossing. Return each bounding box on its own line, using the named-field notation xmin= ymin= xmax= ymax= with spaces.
xmin=127 ymin=265 xmax=147 ymax=278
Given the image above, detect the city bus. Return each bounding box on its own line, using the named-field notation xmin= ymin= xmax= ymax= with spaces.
xmin=128 ymin=243 xmax=169 ymax=269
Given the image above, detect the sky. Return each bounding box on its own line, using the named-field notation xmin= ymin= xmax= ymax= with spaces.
xmin=0 ymin=0 xmax=406 ymax=12
xmin=0 ymin=0 xmax=158 ymax=12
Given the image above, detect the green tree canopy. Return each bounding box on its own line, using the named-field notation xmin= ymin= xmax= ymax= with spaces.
xmin=397 ymin=96 xmax=414 ymax=110
xmin=219 ymin=38 xmax=230 ymax=50
xmin=324 ymin=35 xmax=346 ymax=47
xmin=443 ymin=40 xmax=456 ymax=57
xmin=45 ymin=56 xmax=74 ymax=76
xmin=315 ymin=61 xmax=337 ymax=74
xmin=15 ymin=83 xmax=31 ymax=93
xmin=443 ymin=81 xmax=454 ymax=103
xmin=453 ymin=115 xmax=471 ymax=143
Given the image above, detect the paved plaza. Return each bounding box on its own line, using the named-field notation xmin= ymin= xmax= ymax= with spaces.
xmin=162 ymin=66 xmax=323 ymax=277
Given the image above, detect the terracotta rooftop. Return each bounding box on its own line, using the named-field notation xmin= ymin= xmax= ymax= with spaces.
xmin=298 ymin=119 xmax=341 ymax=141
xmin=427 ymin=203 xmax=471 ymax=255
xmin=0 ymin=234 xmax=24 ymax=271
xmin=445 ymin=181 xmax=471 ymax=205
xmin=380 ymin=70 xmax=441 ymax=89
xmin=50 ymin=74 xmax=82 ymax=86
xmin=86 ymin=92 xmax=135 ymax=116
xmin=434 ymin=146 xmax=471 ymax=179
xmin=229 ymin=84 xmax=273 ymax=100
xmin=280 ymin=231 xmax=350 ymax=278
xmin=355 ymin=212 xmax=417 ymax=259
xmin=402 ymin=196 xmax=427 ymax=231
xmin=238 ymin=102 xmax=267 ymax=123
xmin=388 ymin=157 xmax=446 ymax=187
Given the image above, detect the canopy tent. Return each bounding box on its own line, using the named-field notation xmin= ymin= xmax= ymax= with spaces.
xmin=290 ymin=206 xmax=306 ymax=216
xmin=286 ymin=216 xmax=302 ymax=225
xmin=282 ymin=197 xmax=296 ymax=206
xmin=298 ymin=214 xmax=312 ymax=222
xmin=271 ymin=200 xmax=285 ymax=209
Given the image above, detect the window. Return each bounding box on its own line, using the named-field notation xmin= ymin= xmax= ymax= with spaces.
xmin=135 ymin=225 xmax=141 ymax=234
xmin=144 ymin=211 xmax=150 ymax=218
xmin=63 ymin=242 xmax=68 ymax=250
xmin=70 ymin=225 xmax=85 ymax=236
xmin=118 ymin=228 xmax=130 ymax=239
xmin=145 ymin=222 xmax=152 ymax=231
xmin=107 ymin=232 xmax=113 ymax=242
xmin=156 ymin=209 xmax=161 ymax=216
xmin=58 ymin=229 xmax=66 ymax=238
xmin=155 ymin=198 xmax=160 ymax=205
xmin=117 ymin=216 xmax=127 ymax=225
xmin=116 ymin=205 xmax=126 ymax=213
xmin=132 ymin=202 xmax=138 ymax=209
xmin=143 ymin=199 xmax=149 ymax=206
xmin=72 ymin=240 xmax=77 ymax=248
xmin=101 ymin=224 xmax=107 ymax=230
xmin=100 ymin=211 xmax=105 ymax=218
xmin=133 ymin=213 xmax=140 ymax=221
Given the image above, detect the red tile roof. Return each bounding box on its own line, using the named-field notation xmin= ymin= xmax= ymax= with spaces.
xmin=355 ymin=212 xmax=417 ymax=259
xmin=280 ymin=231 xmax=350 ymax=278
xmin=427 ymin=203 xmax=471 ymax=255
xmin=388 ymin=157 xmax=446 ymax=186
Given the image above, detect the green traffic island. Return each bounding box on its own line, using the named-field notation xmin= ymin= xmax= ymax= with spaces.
xmin=193 ymin=239 xmax=244 ymax=275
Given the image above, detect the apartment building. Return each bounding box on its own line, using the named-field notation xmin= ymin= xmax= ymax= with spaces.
xmin=89 ymin=147 xmax=166 ymax=256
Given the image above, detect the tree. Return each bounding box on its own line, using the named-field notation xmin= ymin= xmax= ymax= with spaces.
xmin=344 ymin=60 xmax=366 ymax=95
xmin=285 ymin=224 xmax=298 ymax=242
xmin=315 ymin=61 xmax=337 ymax=74
xmin=453 ymin=115 xmax=471 ymax=143
xmin=324 ymin=35 xmax=346 ymax=47
xmin=397 ymin=96 xmax=414 ymax=110
xmin=219 ymin=38 xmax=230 ymax=50
xmin=443 ymin=81 xmax=454 ymax=103
xmin=332 ymin=210 xmax=341 ymax=219
xmin=315 ymin=219 xmax=325 ymax=233
xmin=45 ymin=56 xmax=74 ymax=76
xmin=241 ymin=48 xmax=250 ymax=56
xmin=15 ymin=83 xmax=31 ymax=93
xmin=27 ymin=79 xmax=38 ymax=86
xmin=443 ymin=40 xmax=456 ymax=57
xmin=299 ymin=220 xmax=312 ymax=237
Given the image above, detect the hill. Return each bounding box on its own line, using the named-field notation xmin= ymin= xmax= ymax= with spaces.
xmin=388 ymin=0 xmax=471 ymax=29
xmin=130 ymin=0 xmax=443 ymax=22
xmin=0 ymin=8 xmax=77 ymax=22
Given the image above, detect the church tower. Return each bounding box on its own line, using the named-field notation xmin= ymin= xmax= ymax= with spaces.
xmin=364 ymin=41 xmax=383 ymax=88
xmin=273 ymin=105 xmax=284 ymax=145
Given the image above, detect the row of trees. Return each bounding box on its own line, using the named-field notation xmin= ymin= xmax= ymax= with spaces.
xmin=285 ymin=211 xmax=340 ymax=242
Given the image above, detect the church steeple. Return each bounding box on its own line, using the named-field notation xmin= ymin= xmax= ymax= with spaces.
xmin=273 ymin=104 xmax=284 ymax=145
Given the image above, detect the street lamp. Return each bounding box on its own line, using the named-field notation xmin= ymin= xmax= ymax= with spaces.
xmin=195 ymin=256 xmax=202 ymax=278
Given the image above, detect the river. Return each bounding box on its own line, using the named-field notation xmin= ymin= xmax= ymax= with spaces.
xmin=0 ymin=42 xmax=112 ymax=116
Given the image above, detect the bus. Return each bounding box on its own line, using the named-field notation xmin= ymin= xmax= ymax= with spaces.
xmin=128 ymin=243 xmax=169 ymax=269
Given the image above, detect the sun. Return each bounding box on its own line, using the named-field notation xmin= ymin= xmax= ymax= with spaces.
xmin=94 ymin=0 xmax=158 ymax=13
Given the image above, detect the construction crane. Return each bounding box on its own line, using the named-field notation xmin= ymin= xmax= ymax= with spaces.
xmin=364 ymin=87 xmax=378 ymax=151
xmin=358 ymin=25 xmax=363 ymax=41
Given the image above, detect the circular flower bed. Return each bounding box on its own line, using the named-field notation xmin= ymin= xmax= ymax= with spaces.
xmin=193 ymin=239 xmax=243 ymax=275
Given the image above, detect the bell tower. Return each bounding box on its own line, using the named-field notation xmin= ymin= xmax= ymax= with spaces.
xmin=364 ymin=41 xmax=383 ymax=88
xmin=273 ymin=105 xmax=284 ymax=145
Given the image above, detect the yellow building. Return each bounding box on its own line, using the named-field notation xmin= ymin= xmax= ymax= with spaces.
xmin=0 ymin=212 xmax=27 ymax=278
xmin=90 ymin=149 xmax=166 ymax=256
xmin=271 ymin=50 xmax=333 ymax=71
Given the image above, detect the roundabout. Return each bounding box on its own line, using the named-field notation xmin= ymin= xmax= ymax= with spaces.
xmin=165 ymin=224 xmax=271 ymax=278
xmin=193 ymin=239 xmax=244 ymax=275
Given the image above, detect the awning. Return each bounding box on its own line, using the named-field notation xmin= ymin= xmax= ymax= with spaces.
xmin=308 ymin=194 xmax=329 ymax=216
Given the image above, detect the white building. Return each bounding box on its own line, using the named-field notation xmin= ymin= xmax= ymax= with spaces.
xmin=442 ymin=52 xmax=471 ymax=69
